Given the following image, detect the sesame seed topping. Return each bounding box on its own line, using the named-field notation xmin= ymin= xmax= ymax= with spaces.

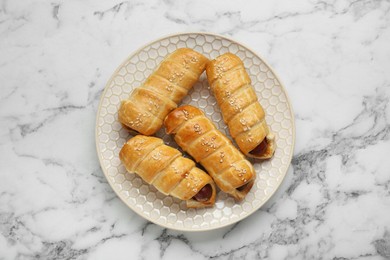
xmin=151 ymin=150 xmax=162 ymax=160
xmin=223 ymin=78 xmax=230 ymax=84
xmin=172 ymin=165 xmax=179 ymax=174
xmin=148 ymin=99 xmax=159 ymax=112
xmin=230 ymin=164 xmax=248 ymax=180
xmin=247 ymin=132 xmax=253 ymax=143
xmin=190 ymin=57 xmax=199 ymax=63
xmin=169 ymin=71 xmax=185 ymax=82
xmin=166 ymin=85 xmax=173 ymax=92
xmin=200 ymin=135 xmax=218 ymax=151
xmin=133 ymin=139 xmax=145 ymax=153
xmin=193 ymin=123 xmax=202 ymax=134
xmin=182 ymin=59 xmax=190 ymax=69
xmin=227 ymin=98 xmax=241 ymax=112
xmin=183 ymin=109 xmax=189 ymax=120
xmin=219 ymin=151 xmax=225 ymax=163
xmin=240 ymin=118 xmax=251 ymax=131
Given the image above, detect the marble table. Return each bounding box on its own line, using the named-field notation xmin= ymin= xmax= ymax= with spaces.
xmin=1 ymin=0 xmax=389 ymax=259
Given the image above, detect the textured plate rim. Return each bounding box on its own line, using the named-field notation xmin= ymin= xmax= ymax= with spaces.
xmin=95 ymin=32 xmax=296 ymax=232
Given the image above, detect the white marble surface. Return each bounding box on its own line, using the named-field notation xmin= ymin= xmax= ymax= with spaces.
xmin=1 ymin=0 xmax=390 ymax=259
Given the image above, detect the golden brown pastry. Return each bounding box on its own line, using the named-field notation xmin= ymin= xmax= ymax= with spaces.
xmin=206 ymin=53 xmax=275 ymax=159
xmin=118 ymin=48 xmax=209 ymax=136
xmin=164 ymin=105 xmax=255 ymax=200
xmin=119 ymin=135 xmax=216 ymax=208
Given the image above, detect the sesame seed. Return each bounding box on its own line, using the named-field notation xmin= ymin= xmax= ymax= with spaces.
xmin=166 ymin=85 xmax=173 ymax=92
xmin=230 ymin=164 xmax=248 ymax=179
xmin=193 ymin=123 xmax=202 ymax=134
xmin=151 ymin=150 xmax=162 ymax=160
xmin=183 ymin=109 xmax=189 ymax=120
xmin=219 ymin=151 xmax=225 ymax=163
xmin=190 ymin=57 xmax=199 ymax=63
xmin=172 ymin=165 xmax=179 ymax=174
xmin=182 ymin=60 xmax=190 ymax=69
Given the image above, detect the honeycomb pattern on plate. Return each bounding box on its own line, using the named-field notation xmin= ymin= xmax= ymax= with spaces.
xmin=96 ymin=33 xmax=295 ymax=231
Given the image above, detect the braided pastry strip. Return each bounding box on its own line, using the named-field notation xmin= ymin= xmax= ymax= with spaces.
xmin=165 ymin=105 xmax=255 ymax=201
xmin=120 ymin=135 xmax=216 ymax=208
xmin=206 ymin=53 xmax=275 ymax=159
xmin=119 ymin=48 xmax=209 ymax=135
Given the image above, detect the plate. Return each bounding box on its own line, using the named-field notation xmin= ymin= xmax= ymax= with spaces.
xmin=95 ymin=32 xmax=295 ymax=231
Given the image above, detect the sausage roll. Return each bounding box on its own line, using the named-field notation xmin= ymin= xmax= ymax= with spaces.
xmin=119 ymin=48 xmax=209 ymax=136
xmin=119 ymin=135 xmax=216 ymax=208
xmin=164 ymin=105 xmax=255 ymax=201
xmin=206 ymin=53 xmax=276 ymax=159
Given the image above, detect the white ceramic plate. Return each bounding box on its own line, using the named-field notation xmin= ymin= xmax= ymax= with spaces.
xmin=96 ymin=32 xmax=295 ymax=231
